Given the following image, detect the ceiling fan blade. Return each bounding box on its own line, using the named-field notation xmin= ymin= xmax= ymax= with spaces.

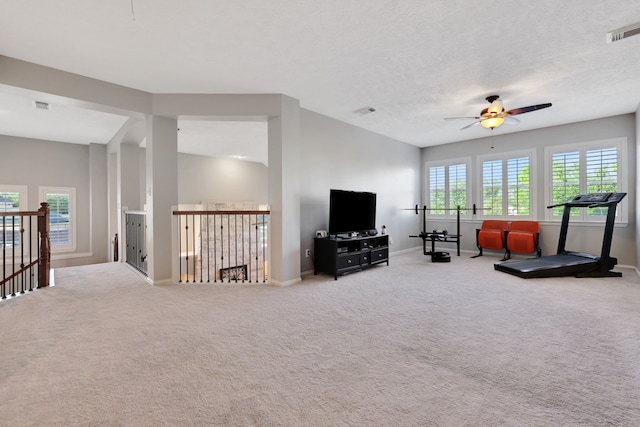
xmin=460 ymin=120 xmax=481 ymax=130
xmin=444 ymin=116 xmax=481 ymax=120
xmin=506 ymin=103 xmax=552 ymax=116
xmin=504 ymin=116 xmax=520 ymax=125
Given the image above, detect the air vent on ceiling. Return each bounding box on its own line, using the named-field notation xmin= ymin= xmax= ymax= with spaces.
xmin=33 ymin=101 xmax=50 ymax=110
xmin=607 ymin=23 xmax=640 ymax=43
xmin=353 ymin=106 xmax=376 ymax=115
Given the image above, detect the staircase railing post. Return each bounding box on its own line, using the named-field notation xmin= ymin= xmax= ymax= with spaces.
xmin=38 ymin=202 xmax=50 ymax=288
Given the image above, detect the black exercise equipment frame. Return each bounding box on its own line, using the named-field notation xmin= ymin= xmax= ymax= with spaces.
xmin=495 ymin=192 xmax=627 ymax=278
xmin=408 ymin=204 xmax=485 ymax=262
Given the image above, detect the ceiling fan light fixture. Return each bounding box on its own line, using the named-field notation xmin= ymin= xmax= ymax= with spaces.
xmin=487 ymin=99 xmax=503 ymax=114
xmin=480 ymin=117 xmax=504 ymax=129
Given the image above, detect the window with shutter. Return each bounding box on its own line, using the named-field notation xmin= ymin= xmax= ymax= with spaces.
xmin=507 ymin=157 xmax=531 ymax=216
xmin=429 ymin=165 xmax=445 ymax=214
xmin=478 ymin=150 xmax=534 ymax=219
xmin=425 ymin=158 xmax=471 ymax=218
xmin=0 ymin=185 xmax=27 ymax=249
xmin=482 ymin=159 xmax=503 ymax=216
xmin=545 ymin=138 xmax=626 ymax=222
xmin=39 ymin=187 xmax=76 ymax=252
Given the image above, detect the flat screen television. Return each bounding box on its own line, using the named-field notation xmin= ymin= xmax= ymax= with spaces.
xmin=328 ymin=189 xmax=376 ymax=236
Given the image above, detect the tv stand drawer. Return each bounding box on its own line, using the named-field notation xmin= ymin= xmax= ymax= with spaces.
xmin=371 ymin=247 xmax=388 ymax=264
xmin=337 ymin=253 xmax=361 ymax=270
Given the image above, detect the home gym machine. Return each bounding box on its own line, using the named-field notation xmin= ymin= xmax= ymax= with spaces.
xmin=495 ymin=192 xmax=627 ymax=278
xmin=408 ymin=205 xmax=481 ymax=262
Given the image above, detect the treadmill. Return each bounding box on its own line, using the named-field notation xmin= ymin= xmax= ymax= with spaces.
xmin=494 ymin=192 xmax=626 ymax=278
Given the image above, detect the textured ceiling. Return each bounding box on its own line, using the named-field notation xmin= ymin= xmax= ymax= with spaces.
xmin=1 ymin=0 xmax=639 ymax=165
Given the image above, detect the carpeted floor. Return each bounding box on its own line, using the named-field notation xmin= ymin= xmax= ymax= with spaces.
xmin=1 ymin=250 xmax=640 ymax=426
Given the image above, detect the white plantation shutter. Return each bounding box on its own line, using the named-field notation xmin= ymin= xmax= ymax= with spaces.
xmin=551 ymin=151 xmax=580 ymax=215
xmin=426 ymin=159 xmax=470 ymax=217
xmin=0 ymin=186 xmax=27 ymax=249
xmin=506 ymin=157 xmax=530 ymax=216
xmin=482 ymin=159 xmax=503 ymax=216
xmin=586 ymin=147 xmax=618 ymax=217
xmin=586 ymin=148 xmax=617 ymax=192
xmin=479 ymin=150 xmax=534 ymax=218
xmin=546 ymin=139 xmax=625 ymax=222
xmin=40 ymin=187 xmax=76 ymax=252
xmin=429 ymin=165 xmax=445 ymax=214
xmin=448 ymin=163 xmax=467 ymax=211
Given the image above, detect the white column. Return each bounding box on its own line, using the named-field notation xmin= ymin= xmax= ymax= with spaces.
xmin=146 ymin=116 xmax=178 ymax=284
xmin=268 ymin=95 xmax=301 ymax=285
xmin=89 ymin=143 xmax=108 ymax=262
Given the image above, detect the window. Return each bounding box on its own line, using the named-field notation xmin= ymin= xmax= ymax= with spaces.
xmin=478 ymin=150 xmax=534 ymax=218
xmin=428 ymin=165 xmax=445 ymax=214
xmin=482 ymin=160 xmax=503 ymax=216
xmin=0 ymin=185 xmax=28 ymax=249
xmin=425 ymin=158 xmax=470 ymax=217
xmin=550 ymin=150 xmax=580 ymax=215
xmin=507 ymin=156 xmax=531 ymax=216
xmin=546 ymin=138 xmax=627 ymax=222
xmin=39 ymin=187 xmax=76 ymax=252
xmin=449 ymin=163 xmax=467 ymax=212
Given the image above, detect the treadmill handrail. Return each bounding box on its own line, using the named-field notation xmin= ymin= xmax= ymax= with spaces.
xmin=587 ymin=201 xmax=615 ymax=208
xmin=546 ymin=202 xmax=565 ymax=209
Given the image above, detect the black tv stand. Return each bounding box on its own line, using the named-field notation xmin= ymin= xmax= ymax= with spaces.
xmin=314 ymin=234 xmax=389 ymax=280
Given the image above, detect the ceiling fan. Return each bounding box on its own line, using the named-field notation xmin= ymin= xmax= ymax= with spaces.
xmin=445 ymin=95 xmax=552 ymax=130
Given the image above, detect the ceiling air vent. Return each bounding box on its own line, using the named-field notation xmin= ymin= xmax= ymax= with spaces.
xmin=353 ymin=106 xmax=376 ymax=115
xmin=33 ymin=101 xmax=50 ymax=110
xmin=607 ymin=23 xmax=640 ymax=43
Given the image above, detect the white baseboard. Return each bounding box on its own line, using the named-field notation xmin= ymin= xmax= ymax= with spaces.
xmin=269 ymin=276 xmax=302 ymax=287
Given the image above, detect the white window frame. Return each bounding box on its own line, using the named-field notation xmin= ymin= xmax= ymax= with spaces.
xmin=544 ymin=137 xmax=627 ymax=223
xmin=0 ymin=185 xmax=28 ymax=251
xmin=476 ymin=149 xmax=536 ymax=219
xmin=424 ymin=157 xmax=472 ymax=219
xmin=39 ymin=186 xmax=76 ymax=252
xmin=0 ymin=185 xmax=28 ymax=211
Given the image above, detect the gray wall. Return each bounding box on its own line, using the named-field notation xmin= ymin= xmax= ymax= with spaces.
xmin=421 ymin=114 xmax=637 ymax=266
xmin=120 ymin=143 xmax=144 ymax=211
xmin=178 ymin=153 xmax=268 ymax=205
xmin=299 ymin=109 xmax=422 ymax=274
xmin=118 ymin=148 xmax=269 ymax=205
xmin=636 ymin=104 xmax=640 ymax=271
xmin=0 ymin=135 xmax=107 ymax=267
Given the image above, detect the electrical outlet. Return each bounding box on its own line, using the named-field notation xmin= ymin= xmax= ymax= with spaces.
xmin=305 ymin=249 xmax=311 ymax=258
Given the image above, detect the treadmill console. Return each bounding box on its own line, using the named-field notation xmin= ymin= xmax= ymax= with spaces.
xmin=570 ymin=192 xmax=626 ymax=205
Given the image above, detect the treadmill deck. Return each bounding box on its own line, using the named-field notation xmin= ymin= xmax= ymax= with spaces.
xmin=494 ymin=254 xmax=601 ymax=278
